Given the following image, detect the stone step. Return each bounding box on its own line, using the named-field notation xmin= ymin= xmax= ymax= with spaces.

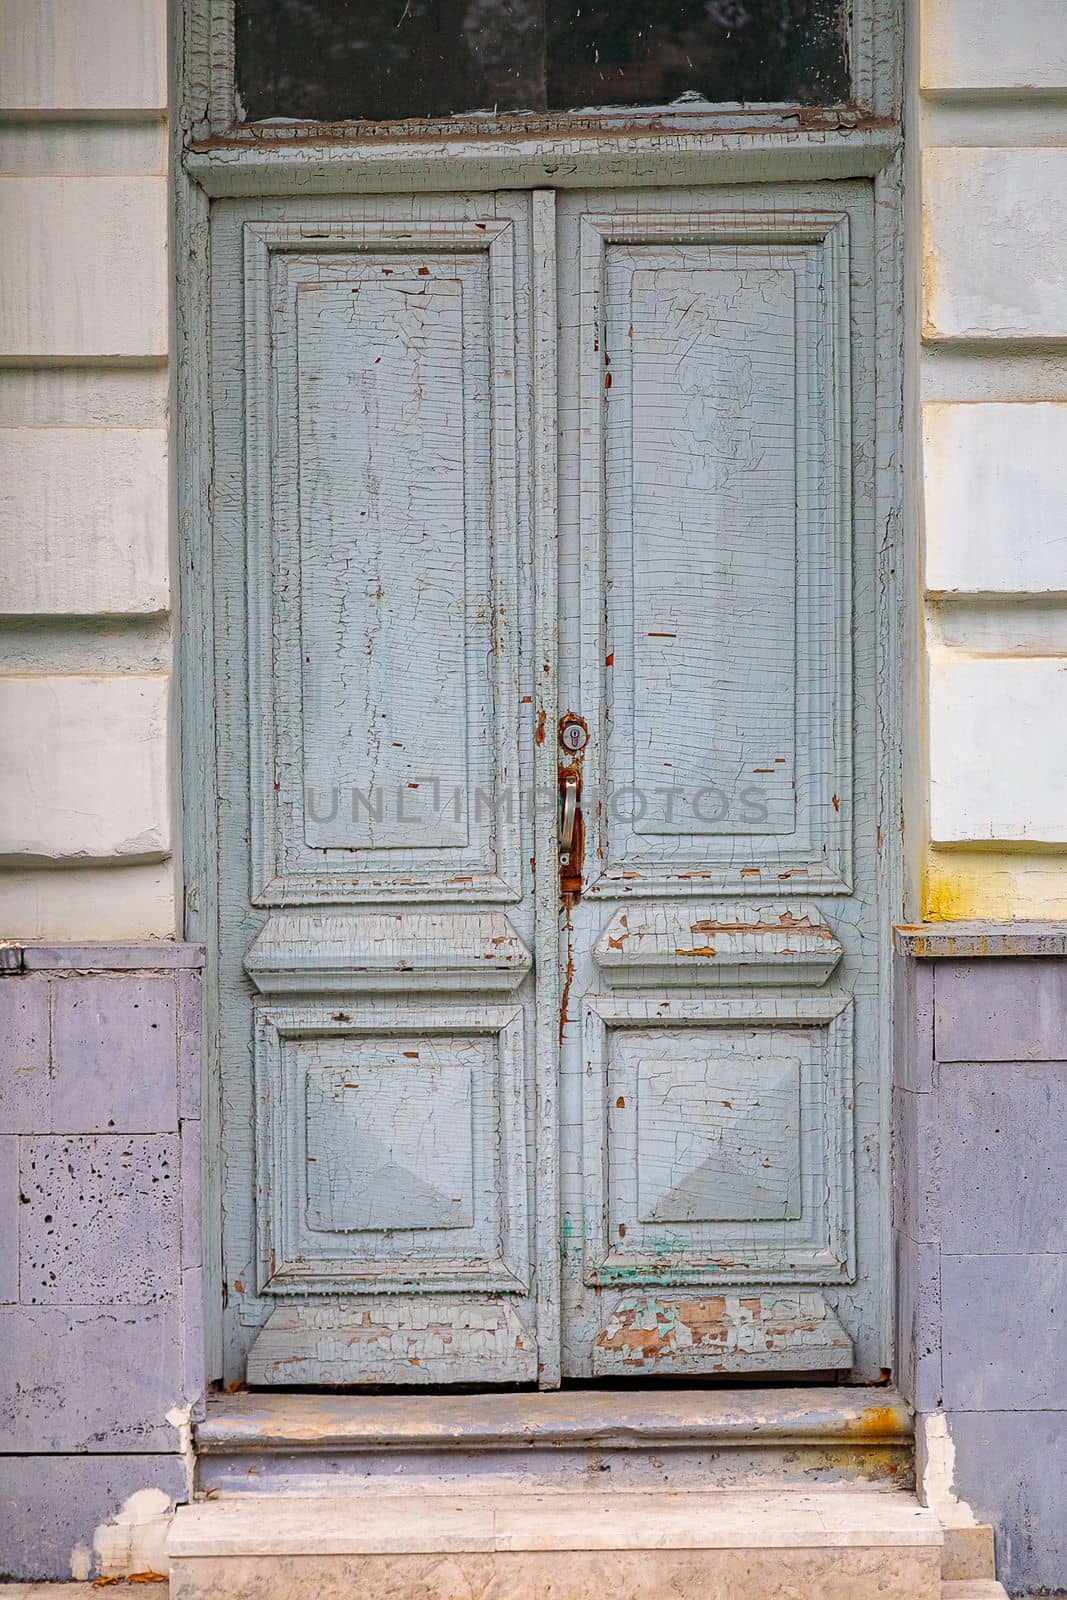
xmin=195 ymin=1386 xmax=914 ymax=1495
xmin=167 ymin=1486 xmax=943 ymax=1599
xmin=942 ymin=1585 xmax=1010 ymax=1600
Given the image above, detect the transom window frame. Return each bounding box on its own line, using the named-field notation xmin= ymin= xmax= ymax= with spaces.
xmin=185 ymin=0 xmax=897 ymax=147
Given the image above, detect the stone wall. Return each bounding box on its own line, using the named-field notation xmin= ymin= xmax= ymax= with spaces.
xmin=0 ymin=0 xmax=177 ymax=941
xmin=0 ymin=944 xmax=204 ymax=1581
xmin=911 ymin=0 xmax=1067 ymax=920
xmin=895 ymin=929 xmax=1067 ymax=1594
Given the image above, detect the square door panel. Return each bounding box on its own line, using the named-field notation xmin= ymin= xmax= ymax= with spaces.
xmin=254 ymin=1003 xmax=529 ymax=1294
xmin=635 ymin=1039 xmax=803 ymax=1225
xmin=583 ymin=995 xmax=854 ymax=1286
xmin=304 ymin=1054 xmax=475 ymax=1233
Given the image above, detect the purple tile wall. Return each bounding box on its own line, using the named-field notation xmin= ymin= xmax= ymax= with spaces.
xmin=895 ymin=944 xmax=1067 ymax=1597
xmin=0 ymin=944 xmax=205 ymax=1582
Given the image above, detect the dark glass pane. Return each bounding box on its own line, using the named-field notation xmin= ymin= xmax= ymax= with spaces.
xmin=546 ymin=0 xmax=850 ymax=111
xmin=234 ymin=0 xmax=849 ymax=123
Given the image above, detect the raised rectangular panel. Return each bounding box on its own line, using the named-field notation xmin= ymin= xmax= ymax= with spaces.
xmin=305 ymin=1058 xmax=474 ymax=1232
xmin=923 ymin=150 xmax=1067 ymax=344
xmin=0 ymin=674 xmax=171 ymax=864
xmin=929 ymin=653 xmax=1067 ymax=844
xmin=243 ymin=219 xmax=523 ymax=903
xmin=0 ymin=0 xmax=167 ymax=111
xmin=921 ymin=0 xmax=1067 ymax=93
xmin=299 ymin=278 xmax=468 ymax=853
xmin=0 ymin=178 xmax=167 ymax=360
xmin=578 ymin=212 xmax=852 ymax=895
xmin=244 ymin=910 xmax=532 ymax=995
xmin=628 ymin=262 xmax=796 ymax=837
xmin=923 ymin=404 xmax=1067 ymax=596
xmin=593 ymin=903 xmax=842 ymax=987
xmin=0 ymin=427 xmax=168 ymax=616
xmin=582 ymin=995 xmax=854 ymax=1286
xmin=253 ymin=1003 xmax=529 ymax=1293
xmin=637 ymin=1045 xmax=802 ymax=1224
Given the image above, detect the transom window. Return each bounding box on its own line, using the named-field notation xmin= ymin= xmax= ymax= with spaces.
xmin=234 ymin=0 xmax=851 ymax=123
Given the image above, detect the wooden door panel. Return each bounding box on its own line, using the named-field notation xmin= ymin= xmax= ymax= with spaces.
xmin=252 ymin=1003 xmax=531 ymax=1296
xmin=243 ymin=217 xmax=523 ymax=905
xmin=212 ymin=194 xmax=545 ymax=1386
xmin=575 ymin=209 xmax=853 ymax=898
xmin=581 ymin=996 xmax=854 ymax=1288
xmin=558 ymin=183 xmax=882 ymax=1381
xmin=211 ymin=182 xmax=890 ymax=1386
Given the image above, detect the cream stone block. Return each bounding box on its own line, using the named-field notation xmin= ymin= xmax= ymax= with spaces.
xmin=929 ymin=653 xmax=1067 ymax=844
xmin=168 ymin=1548 xmax=941 ymax=1600
xmin=923 ymin=150 xmax=1067 ymax=343
xmin=0 ymin=428 xmax=168 ymax=616
xmin=0 ymin=673 xmax=171 ymax=864
xmin=0 ymin=0 xmax=167 ymax=112
xmin=921 ymin=0 xmax=1067 ymax=93
xmin=0 ymin=178 xmax=167 ymax=359
xmin=923 ymin=404 xmax=1067 ymax=595
xmin=168 ymin=1490 xmax=942 ymax=1599
xmin=0 ymin=862 xmax=177 ymax=939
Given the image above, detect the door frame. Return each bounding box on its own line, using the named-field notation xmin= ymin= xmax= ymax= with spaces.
xmin=174 ymin=0 xmax=906 ymax=1387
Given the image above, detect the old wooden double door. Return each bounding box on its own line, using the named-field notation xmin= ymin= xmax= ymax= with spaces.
xmin=211 ymin=179 xmax=887 ymax=1388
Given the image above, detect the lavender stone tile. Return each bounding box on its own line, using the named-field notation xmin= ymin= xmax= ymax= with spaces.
xmin=23 ymin=941 xmax=205 ymax=970
xmin=895 ymin=1231 xmax=941 ymax=1413
xmin=18 ymin=1135 xmax=179 ymax=1304
xmin=0 ymin=977 xmax=49 ymax=1133
xmin=51 ymin=975 xmax=177 ymax=1134
xmin=935 ymin=957 xmax=1067 ymax=1062
xmin=0 ymin=1452 xmax=185 ymax=1581
xmin=939 ymin=1059 xmax=1067 ymax=1254
xmin=182 ymin=1264 xmax=206 ymax=1415
xmin=894 ymin=950 xmax=935 ymax=1092
xmin=941 ymin=1251 xmax=1067 ymax=1411
xmin=177 ymin=968 xmax=202 ymax=1122
xmin=946 ymin=1409 xmax=1067 ymax=1596
xmin=0 ymin=1136 xmax=17 ymax=1302
xmin=893 ymin=1086 xmax=941 ymax=1245
xmin=0 ymin=1302 xmax=182 ymax=1451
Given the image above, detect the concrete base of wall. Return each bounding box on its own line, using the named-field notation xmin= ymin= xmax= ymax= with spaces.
xmin=895 ymin=927 xmax=1067 ymax=1596
xmin=0 ymin=943 xmax=204 ymax=1583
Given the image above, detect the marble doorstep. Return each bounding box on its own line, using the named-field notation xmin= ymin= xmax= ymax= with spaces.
xmin=167 ymin=1486 xmax=944 ymax=1600
xmin=169 ymin=1487 xmax=941 ymax=1556
xmin=0 ymin=1589 xmax=1015 ymax=1600
xmin=941 ymin=1586 xmax=1009 ymax=1599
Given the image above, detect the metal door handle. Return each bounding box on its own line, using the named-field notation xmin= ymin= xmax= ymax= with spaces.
xmin=559 ymin=774 xmax=578 ymax=862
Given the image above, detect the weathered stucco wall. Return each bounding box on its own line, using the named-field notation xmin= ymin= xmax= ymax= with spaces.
xmin=895 ymin=932 xmax=1067 ymax=1593
xmin=914 ymin=0 xmax=1067 ymax=919
xmin=0 ymin=0 xmax=177 ymax=940
xmin=0 ymin=944 xmax=204 ymax=1581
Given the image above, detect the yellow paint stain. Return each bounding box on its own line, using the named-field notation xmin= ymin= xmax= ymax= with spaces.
xmin=855 ymin=1404 xmax=905 ymax=1440
xmin=923 ymin=849 xmax=1067 ymax=922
